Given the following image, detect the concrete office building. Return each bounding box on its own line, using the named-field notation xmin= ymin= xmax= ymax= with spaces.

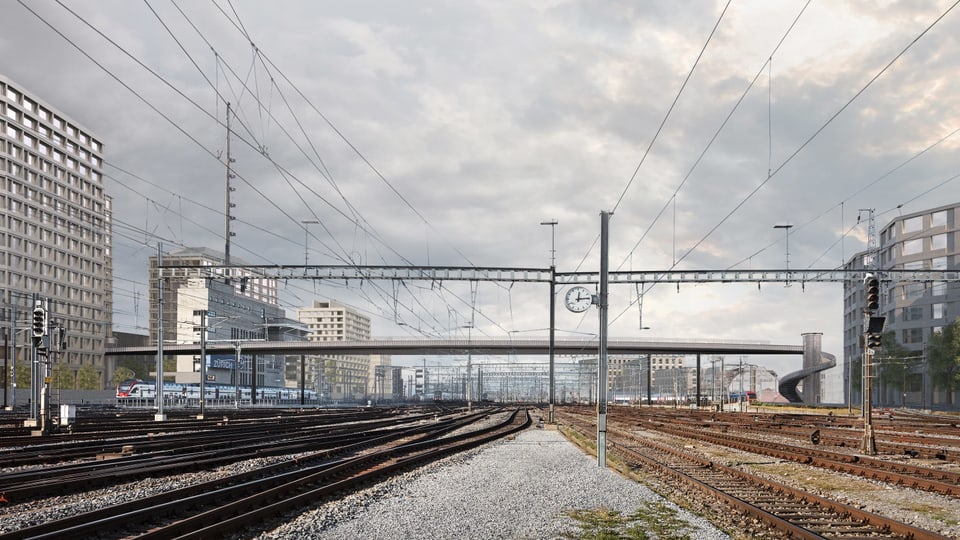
xmin=843 ymin=202 xmax=960 ymax=408
xmin=296 ymin=300 xmax=377 ymax=401
xmin=148 ymin=247 xmax=287 ymax=388
xmin=1 ymin=74 xmax=113 ymax=396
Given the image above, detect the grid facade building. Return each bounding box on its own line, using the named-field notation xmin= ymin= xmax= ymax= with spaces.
xmin=296 ymin=300 xmax=375 ymax=401
xmin=843 ymin=202 xmax=960 ymax=407
xmin=1 ymin=75 xmax=113 ymax=392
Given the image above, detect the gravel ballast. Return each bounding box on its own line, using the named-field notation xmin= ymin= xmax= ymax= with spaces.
xmin=258 ymin=427 xmax=731 ymax=539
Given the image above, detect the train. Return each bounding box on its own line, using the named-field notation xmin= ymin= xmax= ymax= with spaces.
xmin=116 ymin=378 xmax=317 ymax=402
xmin=728 ymin=390 xmax=758 ymax=402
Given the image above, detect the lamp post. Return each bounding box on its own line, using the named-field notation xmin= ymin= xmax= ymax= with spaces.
xmin=540 ymin=219 xmax=557 ymax=424
xmin=302 ymin=220 xmax=319 ymax=266
xmin=774 ymin=224 xmax=793 ymax=284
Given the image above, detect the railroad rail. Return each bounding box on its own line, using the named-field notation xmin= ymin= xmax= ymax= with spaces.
xmin=0 ymin=408 xmax=485 ymax=503
xmin=0 ymin=408 xmax=529 ymax=539
xmin=558 ymin=410 xmax=951 ymax=539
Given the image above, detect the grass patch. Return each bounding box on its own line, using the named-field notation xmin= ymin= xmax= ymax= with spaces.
xmin=908 ymin=502 xmax=960 ymax=526
xmin=564 ymin=502 xmax=693 ymax=540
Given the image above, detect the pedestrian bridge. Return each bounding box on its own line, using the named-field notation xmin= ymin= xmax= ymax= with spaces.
xmin=106 ymin=337 xmax=803 ymax=357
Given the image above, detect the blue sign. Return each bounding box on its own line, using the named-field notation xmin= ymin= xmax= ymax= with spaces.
xmin=208 ymin=354 xmax=236 ymax=370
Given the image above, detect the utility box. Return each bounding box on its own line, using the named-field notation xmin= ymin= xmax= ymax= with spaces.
xmin=60 ymin=404 xmax=76 ymax=426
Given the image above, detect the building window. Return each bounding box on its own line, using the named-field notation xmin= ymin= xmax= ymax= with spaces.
xmin=932 ymin=281 xmax=947 ymax=296
xmin=932 ymin=256 xmax=947 ymax=270
xmin=902 ymin=306 xmax=924 ymax=321
xmin=931 ymin=210 xmax=947 ymax=228
xmin=902 ymin=328 xmax=924 ymax=344
xmin=933 ymin=303 xmax=945 ymax=319
xmin=902 ymin=283 xmax=925 ymax=299
xmin=931 ymin=234 xmax=946 ymax=251
xmin=902 ymin=215 xmax=923 ymax=234
xmin=902 ymin=238 xmax=923 ymax=256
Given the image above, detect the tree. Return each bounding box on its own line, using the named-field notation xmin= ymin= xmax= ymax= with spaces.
xmin=48 ymin=360 xmax=72 ymax=390
xmin=876 ymin=331 xmax=916 ymax=395
xmin=76 ymin=364 xmax=101 ymax=390
xmin=927 ymin=318 xmax=960 ymax=404
xmin=112 ymin=366 xmax=136 ymax=387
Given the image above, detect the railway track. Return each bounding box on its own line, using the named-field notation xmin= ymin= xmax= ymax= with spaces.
xmin=639 ymin=409 xmax=960 ymax=463
xmin=0 ymin=408 xmax=488 ymax=502
xmin=630 ymin=415 xmax=960 ymax=498
xmin=558 ymin=410 xmax=951 ymax=539
xmin=0 ymin=408 xmax=529 ymax=539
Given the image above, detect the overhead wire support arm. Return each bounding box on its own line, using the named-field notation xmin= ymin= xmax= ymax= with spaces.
xmin=155 ymin=264 xmax=960 ymax=285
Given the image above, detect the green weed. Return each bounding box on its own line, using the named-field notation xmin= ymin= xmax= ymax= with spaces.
xmin=564 ymin=501 xmax=693 ymax=540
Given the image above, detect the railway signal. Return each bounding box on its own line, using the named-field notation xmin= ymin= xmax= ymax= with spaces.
xmin=865 ymin=315 xmax=885 ymax=353
xmin=864 ymin=275 xmax=880 ymax=312
xmin=32 ymin=303 xmax=47 ymax=346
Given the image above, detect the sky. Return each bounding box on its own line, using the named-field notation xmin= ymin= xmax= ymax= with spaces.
xmin=2 ymin=0 xmax=959 ymax=379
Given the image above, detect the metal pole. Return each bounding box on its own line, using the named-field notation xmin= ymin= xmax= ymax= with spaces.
xmin=548 ymin=267 xmax=556 ymax=422
xmin=466 ymin=324 xmax=472 ymax=412
xmin=696 ymin=353 xmax=701 ymax=408
xmin=2 ymin=327 xmax=7 ymax=410
xmin=300 ymin=354 xmax=306 ymax=406
xmin=156 ymin=244 xmax=166 ymax=421
xmin=30 ymin=293 xmax=38 ymax=424
xmin=598 ymin=210 xmax=611 ymax=468
xmin=861 ymin=317 xmax=876 ymax=454
xmin=9 ymin=304 xmax=16 ymax=411
xmin=646 ymin=353 xmax=651 ymax=405
xmin=540 ymin=219 xmax=558 ymax=423
xmin=302 ymin=220 xmax=318 ymax=266
xmin=40 ymin=298 xmax=50 ymax=433
xmin=198 ymin=309 xmax=207 ymax=419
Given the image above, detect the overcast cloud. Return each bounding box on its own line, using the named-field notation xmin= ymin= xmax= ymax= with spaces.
xmin=2 ymin=0 xmax=959 ymax=377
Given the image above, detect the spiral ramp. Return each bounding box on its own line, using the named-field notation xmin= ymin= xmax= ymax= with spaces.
xmin=778 ymin=333 xmax=837 ymax=404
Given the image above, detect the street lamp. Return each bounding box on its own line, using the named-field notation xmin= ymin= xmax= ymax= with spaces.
xmin=773 ymin=224 xmax=793 ymax=269
xmin=540 ymin=219 xmax=558 ymax=267
xmin=302 ymin=220 xmax=319 ymax=266
xmin=540 ymin=219 xmax=558 ymax=424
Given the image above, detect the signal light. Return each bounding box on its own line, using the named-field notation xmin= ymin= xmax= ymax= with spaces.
xmin=32 ymin=306 xmax=47 ymax=339
xmin=865 ymin=275 xmax=880 ymax=311
xmin=867 ymin=333 xmax=882 ymax=350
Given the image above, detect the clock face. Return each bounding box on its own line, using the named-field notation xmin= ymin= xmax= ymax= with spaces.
xmin=565 ymin=286 xmax=593 ymax=313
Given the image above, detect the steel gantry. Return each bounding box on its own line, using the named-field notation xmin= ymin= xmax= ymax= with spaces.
xmin=157 ymin=264 xmax=960 ymax=285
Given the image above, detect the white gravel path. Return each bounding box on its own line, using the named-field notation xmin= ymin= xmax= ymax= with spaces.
xmin=259 ymin=427 xmax=731 ymax=539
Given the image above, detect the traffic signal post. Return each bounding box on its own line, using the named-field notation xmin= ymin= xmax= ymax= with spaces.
xmin=28 ymin=296 xmax=51 ymax=435
xmin=860 ymin=275 xmax=883 ymax=455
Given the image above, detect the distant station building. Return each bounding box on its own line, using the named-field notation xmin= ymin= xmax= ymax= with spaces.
xmin=0 ymin=74 xmax=113 ymax=394
xmin=296 ymin=300 xmax=380 ymax=402
xmin=843 ymin=202 xmax=960 ymax=409
xmin=148 ymin=247 xmax=291 ymax=389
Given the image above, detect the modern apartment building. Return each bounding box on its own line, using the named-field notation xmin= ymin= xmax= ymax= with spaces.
xmin=1 ymin=74 xmax=113 ymax=394
xmin=607 ymin=353 xmax=686 ymax=402
xmin=843 ymin=202 xmax=960 ymax=408
xmin=296 ymin=300 xmax=375 ymax=401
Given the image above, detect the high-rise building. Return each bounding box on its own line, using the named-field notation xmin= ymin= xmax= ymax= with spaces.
xmin=296 ymin=300 xmax=375 ymax=401
xmin=1 ymin=74 xmax=113 ymax=392
xmin=843 ymin=202 xmax=960 ymax=407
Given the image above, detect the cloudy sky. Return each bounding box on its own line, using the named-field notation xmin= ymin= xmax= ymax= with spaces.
xmin=3 ymin=0 xmax=959 ymax=377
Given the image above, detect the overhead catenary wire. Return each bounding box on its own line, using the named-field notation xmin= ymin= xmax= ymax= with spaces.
xmin=606 ymin=0 xmax=959 ymax=328
xmin=28 ymin=0 xmax=473 ymax=337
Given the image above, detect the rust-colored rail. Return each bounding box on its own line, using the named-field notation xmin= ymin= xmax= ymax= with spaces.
xmin=558 ymin=410 xmax=950 ymax=540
